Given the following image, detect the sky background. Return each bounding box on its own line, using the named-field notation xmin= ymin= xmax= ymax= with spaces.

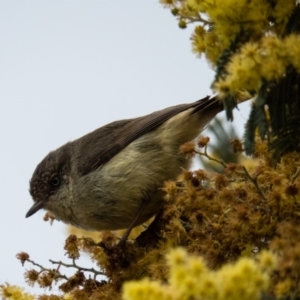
xmin=0 ymin=0 xmax=250 ymax=295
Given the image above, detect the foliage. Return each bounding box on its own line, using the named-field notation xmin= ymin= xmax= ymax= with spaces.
xmin=123 ymin=248 xmax=276 ymax=300
xmin=197 ymin=117 xmax=241 ymax=173
xmin=3 ymin=1 xmax=300 ymax=299
xmin=3 ymin=138 xmax=300 ymax=299
xmin=160 ymin=0 xmax=300 ymax=159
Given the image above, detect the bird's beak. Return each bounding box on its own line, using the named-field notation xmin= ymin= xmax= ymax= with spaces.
xmin=25 ymin=201 xmax=44 ymax=218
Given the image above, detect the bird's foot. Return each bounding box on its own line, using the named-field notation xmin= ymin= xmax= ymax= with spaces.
xmin=98 ymin=239 xmax=130 ymax=268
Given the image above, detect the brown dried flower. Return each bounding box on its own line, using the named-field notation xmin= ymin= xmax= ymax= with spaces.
xmin=179 ymin=142 xmax=195 ymax=158
xmin=16 ymin=252 xmax=30 ymax=266
xmin=230 ymin=139 xmax=244 ymax=153
xmin=285 ymin=184 xmax=299 ymax=196
xmin=43 ymin=212 xmax=56 ymax=225
xmin=64 ymin=235 xmax=80 ymax=259
xmin=197 ymin=136 xmax=210 ymax=148
xmin=24 ymin=269 xmax=39 ymax=286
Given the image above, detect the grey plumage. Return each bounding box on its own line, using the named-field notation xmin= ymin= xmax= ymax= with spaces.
xmin=27 ymin=96 xmax=223 ymax=231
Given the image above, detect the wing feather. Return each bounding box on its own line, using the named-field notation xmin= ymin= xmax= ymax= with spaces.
xmin=76 ymin=96 xmax=222 ymax=175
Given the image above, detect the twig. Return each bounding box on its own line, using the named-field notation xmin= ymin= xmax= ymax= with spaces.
xmin=185 ymin=16 xmax=212 ymax=26
xmin=27 ymin=258 xmax=68 ymax=280
xmin=291 ymin=167 xmax=300 ymax=184
xmin=196 ymin=145 xmax=227 ymax=168
xmin=242 ymin=166 xmax=267 ymax=201
xmin=49 ymin=258 xmax=104 ymax=279
xmin=176 ymin=9 xmax=212 ymax=26
xmin=235 ymin=197 xmax=270 ymax=213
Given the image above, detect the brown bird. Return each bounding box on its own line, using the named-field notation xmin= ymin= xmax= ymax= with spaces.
xmin=26 ymin=96 xmax=223 ymax=244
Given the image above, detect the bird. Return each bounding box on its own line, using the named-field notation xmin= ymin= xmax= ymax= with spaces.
xmin=26 ymin=95 xmax=223 ymax=244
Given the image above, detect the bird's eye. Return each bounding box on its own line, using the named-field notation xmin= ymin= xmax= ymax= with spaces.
xmin=51 ymin=177 xmax=60 ymax=186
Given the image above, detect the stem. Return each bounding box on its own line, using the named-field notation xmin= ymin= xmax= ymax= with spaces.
xmin=242 ymin=166 xmax=267 ymax=201
xmin=291 ymin=167 xmax=300 ymax=184
xmin=49 ymin=259 xmax=104 ymax=278
xmin=196 ymin=146 xmax=227 ymax=168
xmin=27 ymin=259 xmax=68 ymax=280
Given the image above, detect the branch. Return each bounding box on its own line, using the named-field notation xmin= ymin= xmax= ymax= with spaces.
xmin=196 ymin=145 xmax=227 ymax=168
xmin=49 ymin=258 xmax=104 ymax=280
xmin=27 ymin=258 xmax=68 ymax=280
xmin=242 ymin=166 xmax=267 ymax=201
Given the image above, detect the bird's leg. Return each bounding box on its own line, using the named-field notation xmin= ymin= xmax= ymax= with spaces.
xmin=118 ymin=200 xmax=149 ymax=249
xmin=100 ymin=200 xmax=150 ymax=266
xmin=135 ymin=209 xmax=163 ymax=247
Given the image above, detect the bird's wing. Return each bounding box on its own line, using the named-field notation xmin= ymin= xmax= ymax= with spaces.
xmin=76 ymin=95 xmax=222 ymax=175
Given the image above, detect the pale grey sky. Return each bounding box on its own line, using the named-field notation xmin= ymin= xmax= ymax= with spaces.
xmin=0 ymin=0 xmax=250 ymax=294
